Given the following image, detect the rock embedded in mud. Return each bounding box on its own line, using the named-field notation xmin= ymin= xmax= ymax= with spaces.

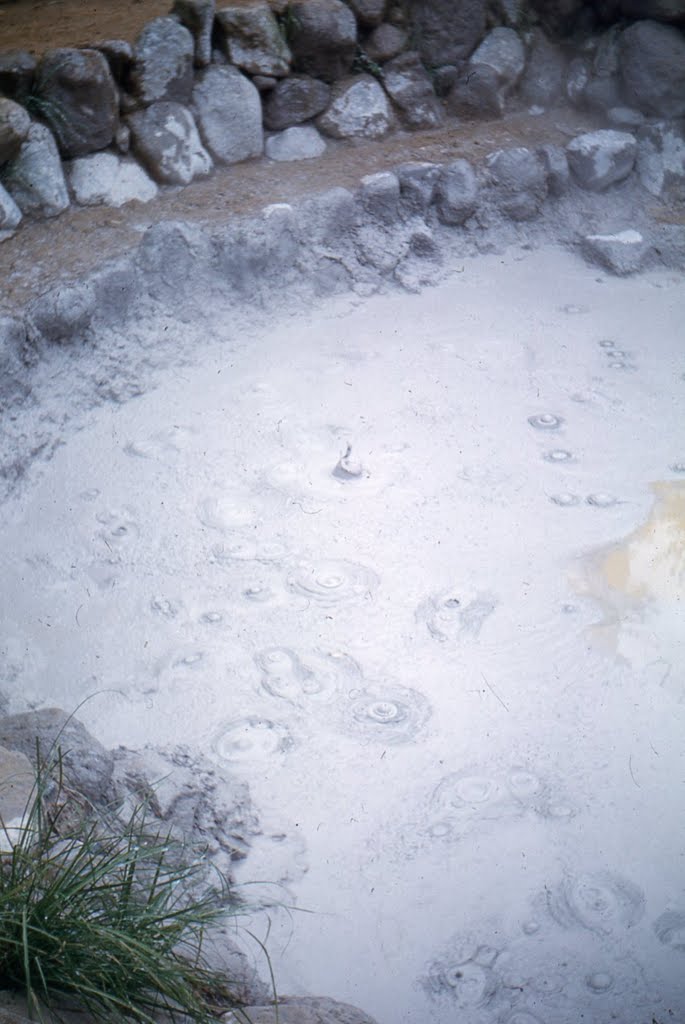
xmin=1 ymin=122 xmax=69 ymax=217
xmin=0 ymin=708 xmax=115 ymax=805
xmin=619 ymin=19 xmax=685 ymax=118
xmin=317 ymin=74 xmax=394 ymax=139
xmin=265 ymin=124 xmax=326 ymax=161
xmin=31 ymin=48 xmax=119 ymax=159
xmin=192 ymin=65 xmax=263 ymax=163
xmin=215 ymin=2 xmax=292 ymax=77
xmin=381 ymin=51 xmax=444 ymax=130
xmin=537 ymin=142 xmax=570 ymax=195
xmin=566 ymin=129 xmax=637 ymax=191
xmin=485 ymin=145 xmax=548 ymax=220
xmin=262 ymin=74 xmax=331 ymax=131
xmin=226 ymin=996 xmax=381 ymax=1023
xmin=128 ymin=101 xmax=212 ymax=184
xmin=130 ymin=16 xmax=195 ymax=106
xmin=395 ymin=160 xmax=441 ymax=214
xmin=434 ymin=158 xmax=479 ymax=225
xmin=288 ymin=0 xmax=358 ymax=82
xmin=636 ymin=120 xmax=685 ymax=199
xmin=581 ymin=228 xmax=650 ymax=276
xmin=0 ymin=98 xmax=31 ymax=164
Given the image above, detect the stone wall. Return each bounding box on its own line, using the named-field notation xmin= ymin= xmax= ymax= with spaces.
xmin=0 ymin=0 xmax=684 ymax=236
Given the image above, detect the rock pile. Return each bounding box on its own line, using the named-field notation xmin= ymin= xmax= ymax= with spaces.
xmin=0 ymin=1 xmax=684 ymax=236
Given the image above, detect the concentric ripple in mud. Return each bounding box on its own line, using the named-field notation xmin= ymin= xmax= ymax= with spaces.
xmin=255 ymin=646 xmax=342 ymax=707
xmin=544 ymin=871 xmax=645 ymax=934
xmin=416 ymin=587 xmax=497 ymax=642
xmin=213 ymin=716 xmax=294 ymax=764
xmin=286 ymin=559 xmax=380 ymax=606
xmin=342 ymin=684 xmax=431 ymax=745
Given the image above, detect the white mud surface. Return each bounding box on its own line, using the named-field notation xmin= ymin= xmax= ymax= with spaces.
xmin=1 ymin=246 xmax=685 ymax=1023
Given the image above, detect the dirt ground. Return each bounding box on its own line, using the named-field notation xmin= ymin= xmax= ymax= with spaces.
xmin=0 ymin=0 xmax=172 ymax=55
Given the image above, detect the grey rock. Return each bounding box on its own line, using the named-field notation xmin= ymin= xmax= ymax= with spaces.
xmin=519 ymin=29 xmax=567 ymax=108
xmin=346 ymin=0 xmax=386 ymax=27
xmin=395 ymin=160 xmax=441 ymax=214
xmin=395 ymin=224 xmax=443 ymax=292
xmin=583 ymin=74 xmax=623 ymax=115
xmin=2 ymin=122 xmax=69 ymax=217
xmin=485 ymin=145 xmax=548 ymax=220
xmin=288 ymin=0 xmax=358 ymax=81
xmin=381 ymin=51 xmax=444 ymax=129
xmin=128 ymin=102 xmax=213 ymax=185
xmin=172 ymin=0 xmax=215 ymax=67
xmin=130 ymin=17 xmax=195 ymax=106
xmin=90 ymin=39 xmax=134 ymax=86
xmin=137 ymin=220 xmax=213 ymax=305
xmin=32 ymin=48 xmax=119 ymax=158
xmin=358 ymin=170 xmax=400 ymax=223
xmin=527 ymin=0 xmax=584 ymax=37
xmin=581 ymin=228 xmax=650 ymax=275
xmin=431 ymin=63 xmax=460 ymax=97
xmin=619 ymin=0 xmax=685 ymax=23
xmin=90 ymin=258 xmax=142 ymax=325
xmin=263 ymin=75 xmax=331 ymax=130
xmin=253 ymin=74 xmax=278 ymax=91
xmin=434 ymin=158 xmax=478 ymax=225
xmin=226 ymin=996 xmax=380 ymax=1024
xmin=28 ymin=280 xmax=96 ymax=345
xmin=114 ymin=122 xmax=132 ymax=153
xmin=0 ymin=183 xmax=22 ymax=238
xmin=0 ymin=709 xmax=115 ymax=805
xmin=67 ymin=152 xmax=158 ymax=207
xmin=195 ymin=928 xmax=270 ymax=1005
xmin=636 ymin=119 xmax=685 ymax=199
xmin=0 ymin=314 xmax=29 ymax=405
xmin=565 ymin=56 xmax=590 ymax=107
xmin=192 ymin=65 xmax=263 ymax=164
xmin=0 ymin=49 xmax=36 ymax=104
xmin=607 ymin=106 xmax=645 ymax=128
xmin=215 ymin=2 xmax=291 ymax=77
xmin=265 ymin=124 xmax=326 ymax=160
xmin=619 ymin=20 xmax=685 ymax=119
xmin=213 ymin=205 xmax=301 ymax=300
xmin=296 ymin=186 xmax=357 ymax=248
xmin=410 ymin=0 xmax=487 ymax=65
xmin=537 ymin=143 xmax=570 ymax=196
xmin=365 ymin=23 xmax=408 ymax=63
xmin=317 ymin=74 xmax=393 ymax=138
xmin=581 ymin=26 xmax=624 ymax=114
xmin=0 ymin=747 xmax=34 ymax=835
xmin=447 ymin=63 xmax=504 ymax=118
xmin=470 ymin=26 xmax=525 ymax=91
xmin=566 ymin=129 xmax=637 ymax=191
xmin=0 ymin=98 xmax=31 ymax=165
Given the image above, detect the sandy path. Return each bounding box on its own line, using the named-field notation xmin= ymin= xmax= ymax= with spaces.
xmin=1 ymin=246 xmax=684 ymax=1023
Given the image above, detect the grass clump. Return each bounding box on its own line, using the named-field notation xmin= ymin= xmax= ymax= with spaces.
xmin=0 ymin=751 xmax=246 ymax=1024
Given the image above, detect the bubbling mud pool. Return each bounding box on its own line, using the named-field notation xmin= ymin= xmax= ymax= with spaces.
xmin=1 ymin=247 xmax=684 ymax=1024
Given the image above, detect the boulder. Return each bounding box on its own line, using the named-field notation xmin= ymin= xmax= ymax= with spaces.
xmin=128 ymin=102 xmax=213 ymax=184
xmin=28 ymin=281 xmax=96 ymax=344
xmin=447 ymin=64 xmax=505 ymax=118
xmin=537 ymin=143 xmax=570 ymax=195
xmin=0 ymin=98 xmax=31 ymax=165
xmin=0 ymin=49 xmax=36 ymax=104
xmin=469 ymin=26 xmax=525 ymax=92
xmin=91 ymin=40 xmax=134 ymax=87
xmin=381 ymin=51 xmax=444 ymax=129
xmin=288 ymin=0 xmax=357 ymax=81
xmin=566 ymin=129 xmax=637 ymax=191
xmin=0 ymin=709 xmax=115 ymax=805
xmin=130 ymin=17 xmax=195 ymax=106
xmin=395 ymin=160 xmax=441 ymax=214
xmin=67 ymin=151 xmax=158 ymax=207
xmin=485 ymin=145 xmax=548 ymax=220
xmin=1 ymin=122 xmax=69 ymax=217
xmin=317 ymin=74 xmax=393 ymax=138
xmin=565 ymin=56 xmax=590 ymax=107
xmin=0 ymin=182 xmax=22 ymax=239
xmin=365 ymin=23 xmax=408 ymax=63
xmin=581 ymin=228 xmax=650 ymax=275
xmin=409 ymin=0 xmax=487 ymax=65
xmin=519 ymin=29 xmax=567 ymax=108
xmin=581 ymin=25 xmax=624 ymax=115
xmin=357 ymin=170 xmax=400 ymax=223
xmin=192 ymin=65 xmax=263 ymax=164
xmin=619 ymin=20 xmax=685 ymax=118
xmin=262 ymin=75 xmax=331 ymax=130
xmin=619 ymin=0 xmax=685 ymax=22
xmin=636 ymin=119 xmax=685 ymax=198
xmin=215 ymin=2 xmax=291 ymax=77
xmin=346 ymin=0 xmax=386 ymax=27
xmin=31 ymin=48 xmax=119 ymax=158
xmin=434 ymin=158 xmax=478 ymax=224
xmin=225 ymin=996 xmax=380 ymax=1024
xmin=265 ymin=124 xmax=326 ymax=160
xmin=172 ymin=0 xmax=215 ymax=67
xmin=0 ymin=314 xmax=28 ymax=403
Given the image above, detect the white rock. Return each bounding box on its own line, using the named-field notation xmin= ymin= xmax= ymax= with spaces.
xmin=265 ymin=125 xmax=326 ymax=161
xmin=317 ymin=74 xmax=393 ymax=139
xmin=566 ymin=129 xmax=637 ymax=191
xmin=68 ymin=152 xmax=158 ymax=207
xmin=582 ymin=228 xmax=650 ymax=275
